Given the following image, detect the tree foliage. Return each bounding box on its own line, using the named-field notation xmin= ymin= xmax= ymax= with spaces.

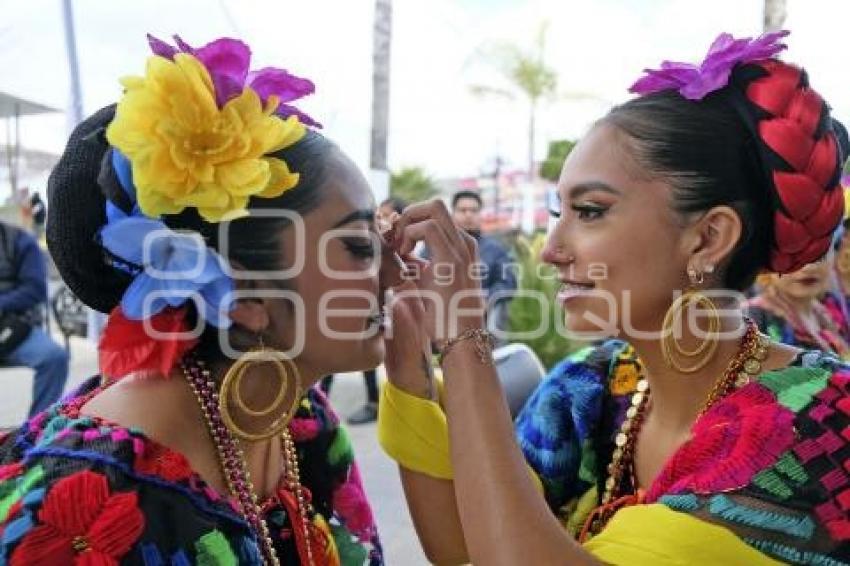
xmin=507 ymin=232 xmax=576 ymax=370
xmin=539 ymin=139 xmax=576 ymax=182
xmin=470 ymin=22 xmax=558 ymax=176
xmin=390 ymin=166 xmax=439 ymax=204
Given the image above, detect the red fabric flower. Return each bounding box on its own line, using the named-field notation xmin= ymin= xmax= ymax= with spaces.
xmin=134 ymin=441 xmax=195 ymax=483
xmin=10 ymin=470 xmax=145 ymax=565
xmin=646 ymin=383 xmax=796 ymax=502
xmin=99 ymin=306 xmax=198 ymax=379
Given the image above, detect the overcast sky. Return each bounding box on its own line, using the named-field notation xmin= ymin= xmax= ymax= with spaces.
xmin=1 ymin=0 xmax=847 ymax=198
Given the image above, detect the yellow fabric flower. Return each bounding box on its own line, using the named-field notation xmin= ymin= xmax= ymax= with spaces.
xmin=106 ymin=53 xmax=305 ymax=222
xmin=609 ymin=347 xmax=641 ymax=396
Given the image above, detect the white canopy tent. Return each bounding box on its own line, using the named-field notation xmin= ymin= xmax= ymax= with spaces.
xmin=0 ymin=92 xmax=60 ymax=199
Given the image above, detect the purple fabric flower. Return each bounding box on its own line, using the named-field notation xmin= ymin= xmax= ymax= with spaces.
xmin=629 ymin=30 xmax=790 ymax=100
xmin=147 ymin=34 xmax=321 ymax=127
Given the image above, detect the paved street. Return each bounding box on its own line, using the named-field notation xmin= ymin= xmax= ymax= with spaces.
xmin=0 ymin=334 xmax=430 ymax=565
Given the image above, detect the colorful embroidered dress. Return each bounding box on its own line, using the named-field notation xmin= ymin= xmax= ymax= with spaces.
xmin=747 ymin=293 xmax=850 ymax=360
xmin=0 ymin=377 xmax=383 ymax=565
xmin=516 ymin=341 xmax=850 ymax=564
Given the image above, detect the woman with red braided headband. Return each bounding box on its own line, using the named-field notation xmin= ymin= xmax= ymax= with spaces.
xmin=375 ymin=31 xmax=850 ymax=564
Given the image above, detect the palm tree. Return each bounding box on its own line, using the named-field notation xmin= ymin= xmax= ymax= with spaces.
xmin=470 ymin=22 xmax=557 ymax=182
xmin=763 ymin=0 xmax=787 ymax=32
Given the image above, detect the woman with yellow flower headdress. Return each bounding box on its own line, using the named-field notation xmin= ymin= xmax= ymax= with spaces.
xmin=0 ymin=35 xmax=391 ymax=565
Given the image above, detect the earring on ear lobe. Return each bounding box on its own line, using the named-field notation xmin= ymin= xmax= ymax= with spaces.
xmin=219 ymin=334 xmax=303 ymax=441
xmin=687 ymin=266 xmax=705 ymax=286
xmin=662 ymin=266 xmax=719 ymax=373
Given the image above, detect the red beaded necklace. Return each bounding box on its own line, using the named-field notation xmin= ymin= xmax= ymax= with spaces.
xmin=182 ymin=354 xmax=315 ymax=566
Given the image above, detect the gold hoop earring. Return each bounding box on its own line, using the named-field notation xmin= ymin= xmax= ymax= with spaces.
xmin=661 ymin=274 xmax=720 ymax=373
xmin=219 ymin=346 xmax=302 ymax=441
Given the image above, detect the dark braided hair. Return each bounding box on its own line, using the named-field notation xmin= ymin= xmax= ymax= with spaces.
xmin=602 ymin=59 xmax=847 ymax=291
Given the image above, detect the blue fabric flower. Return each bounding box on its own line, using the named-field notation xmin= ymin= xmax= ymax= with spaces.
xmin=107 ymin=150 xmax=141 ymax=223
xmin=99 ymin=217 xmax=233 ymax=328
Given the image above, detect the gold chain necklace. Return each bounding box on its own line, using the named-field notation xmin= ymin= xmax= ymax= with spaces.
xmin=183 ymin=355 xmax=315 ymax=566
xmin=587 ymin=319 xmax=768 ymax=537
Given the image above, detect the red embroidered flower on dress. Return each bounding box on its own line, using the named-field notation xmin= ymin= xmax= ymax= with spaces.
xmin=134 ymin=441 xmax=195 ymax=483
xmin=10 ymin=470 xmax=145 ymax=565
xmin=645 ymin=383 xmax=796 ymax=502
xmin=99 ymin=306 xmax=198 ymax=379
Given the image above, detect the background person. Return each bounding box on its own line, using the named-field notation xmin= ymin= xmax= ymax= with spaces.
xmin=0 ymin=218 xmax=68 ymax=417
xmin=431 ymin=190 xmax=517 ymax=343
xmin=747 ymin=261 xmax=850 ymax=358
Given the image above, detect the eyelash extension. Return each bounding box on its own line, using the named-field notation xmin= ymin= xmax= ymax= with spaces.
xmin=342 ymin=239 xmax=377 ymax=258
xmin=571 ymin=204 xmax=608 ymax=221
xmin=548 ymin=204 xmax=609 ymax=221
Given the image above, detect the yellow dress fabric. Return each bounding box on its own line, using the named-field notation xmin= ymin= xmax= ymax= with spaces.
xmin=583 ymin=504 xmax=782 ymax=565
xmin=377 ymin=380 xmax=453 ymax=480
xmin=377 ymin=380 xmax=544 ymax=494
xmin=377 ymin=380 xmax=779 ymax=564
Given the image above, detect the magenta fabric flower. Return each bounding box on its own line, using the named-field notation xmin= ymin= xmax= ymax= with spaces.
xmin=147 ymin=34 xmax=321 ymax=127
xmin=629 ymin=30 xmax=790 ymax=100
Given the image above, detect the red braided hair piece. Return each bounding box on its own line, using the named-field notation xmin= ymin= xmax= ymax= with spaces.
xmin=745 ymin=60 xmax=844 ymax=273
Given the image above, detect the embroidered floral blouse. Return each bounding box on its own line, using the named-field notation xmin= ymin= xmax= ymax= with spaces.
xmin=747 ymin=292 xmax=850 ymax=359
xmin=516 ymin=341 xmax=850 ymax=564
xmin=0 ymin=377 xmax=383 ymax=565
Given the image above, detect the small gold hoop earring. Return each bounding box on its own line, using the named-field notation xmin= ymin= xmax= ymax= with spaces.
xmin=661 ymin=277 xmax=720 ymax=373
xmin=219 ymin=345 xmax=302 ymax=441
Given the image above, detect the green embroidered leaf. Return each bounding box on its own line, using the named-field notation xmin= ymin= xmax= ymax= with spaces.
xmin=0 ymin=465 xmax=44 ymax=522
xmin=331 ymin=523 xmax=368 ymax=565
xmin=757 ymin=367 xmax=829 ymax=412
xmin=195 ymin=529 xmax=237 ymax=566
xmin=774 ymin=452 xmax=808 ymax=485
xmin=752 ymin=469 xmax=794 ymax=499
xmin=577 ymin=440 xmax=597 ymax=485
xmin=328 ymin=426 xmax=353 ymax=468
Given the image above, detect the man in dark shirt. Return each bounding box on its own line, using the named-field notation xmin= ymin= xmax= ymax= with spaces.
xmin=450 ymin=190 xmax=517 ymax=342
xmin=0 ymin=221 xmax=69 ymax=416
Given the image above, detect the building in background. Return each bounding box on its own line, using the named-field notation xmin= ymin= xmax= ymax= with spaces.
xmin=437 ymin=169 xmax=553 ymax=234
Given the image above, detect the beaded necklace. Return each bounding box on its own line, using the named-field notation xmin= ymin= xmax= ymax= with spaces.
xmin=581 ymin=319 xmax=768 ymax=539
xmin=182 ymin=354 xmax=315 ymax=566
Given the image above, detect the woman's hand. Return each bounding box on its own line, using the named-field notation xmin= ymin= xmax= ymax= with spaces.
xmin=383 ymin=279 xmax=438 ymax=400
xmin=388 ymin=199 xmax=486 ymax=343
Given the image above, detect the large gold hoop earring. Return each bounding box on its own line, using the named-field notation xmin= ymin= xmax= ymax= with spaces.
xmin=661 ymin=284 xmax=720 ymax=374
xmin=219 ymin=347 xmax=302 ymax=441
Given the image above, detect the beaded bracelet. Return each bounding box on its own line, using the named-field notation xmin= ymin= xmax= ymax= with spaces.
xmin=437 ymin=328 xmax=496 ymax=365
